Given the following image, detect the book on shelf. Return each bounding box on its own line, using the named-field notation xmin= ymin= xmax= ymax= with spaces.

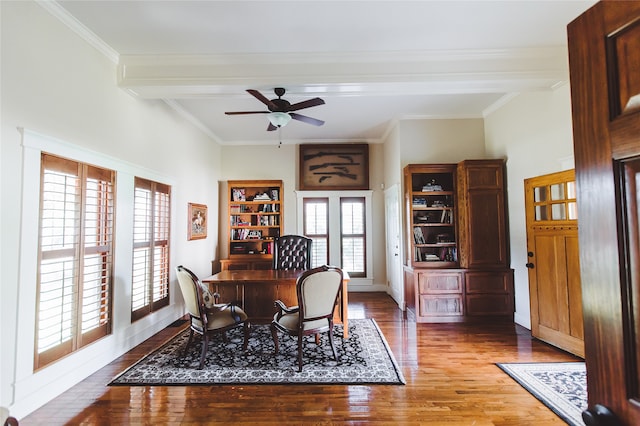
xmin=412 ymin=197 xmax=427 ymax=207
xmin=413 ymin=227 xmax=426 ymax=244
xmin=440 ymin=209 xmax=452 ymax=224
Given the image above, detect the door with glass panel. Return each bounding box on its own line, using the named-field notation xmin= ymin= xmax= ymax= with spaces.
xmin=524 ymin=169 xmax=584 ymax=357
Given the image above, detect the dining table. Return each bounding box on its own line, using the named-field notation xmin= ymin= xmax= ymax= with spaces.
xmin=201 ymin=269 xmax=350 ymax=338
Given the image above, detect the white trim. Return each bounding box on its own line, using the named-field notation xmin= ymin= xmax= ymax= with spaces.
xmin=20 ymin=128 xmax=174 ymax=185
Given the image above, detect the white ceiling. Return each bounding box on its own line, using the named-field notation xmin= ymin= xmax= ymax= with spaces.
xmin=47 ymin=0 xmax=597 ymax=146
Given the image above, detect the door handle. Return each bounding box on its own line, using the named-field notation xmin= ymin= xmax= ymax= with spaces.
xmin=525 ymin=263 xmax=534 ymax=269
xmin=582 ymin=404 xmax=619 ymax=426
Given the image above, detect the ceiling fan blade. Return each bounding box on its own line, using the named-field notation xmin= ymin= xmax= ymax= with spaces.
xmin=288 ymin=97 xmax=325 ymax=111
xmin=290 ymin=113 xmax=325 ymax=126
xmin=225 ymin=111 xmax=269 ymax=115
xmin=247 ymin=89 xmax=277 ymax=110
xmin=267 ymin=123 xmax=278 ymax=131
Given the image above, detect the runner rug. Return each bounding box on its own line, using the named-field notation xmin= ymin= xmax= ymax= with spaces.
xmin=110 ymin=318 xmax=405 ymax=385
xmin=497 ymin=362 xmax=587 ymax=426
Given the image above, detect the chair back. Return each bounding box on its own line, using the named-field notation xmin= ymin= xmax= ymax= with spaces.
xmin=175 ymin=265 xmax=204 ymax=319
xmin=272 ymin=235 xmax=312 ymax=270
xmin=297 ymin=265 xmax=343 ymax=321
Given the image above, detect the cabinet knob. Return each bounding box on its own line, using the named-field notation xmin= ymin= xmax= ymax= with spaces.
xmin=525 ymin=263 xmax=534 ymax=269
xmin=582 ymin=404 xmax=619 ymax=426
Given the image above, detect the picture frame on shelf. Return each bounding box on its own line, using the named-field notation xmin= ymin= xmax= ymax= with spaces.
xmin=232 ymin=188 xmax=246 ymax=201
xmin=188 ymin=203 xmax=207 ymax=240
xmin=299 ymin=143 xmax=369 ymax=190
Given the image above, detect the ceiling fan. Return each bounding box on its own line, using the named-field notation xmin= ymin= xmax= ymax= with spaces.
xmin=225 ymin=88 xmax=325 ymax=131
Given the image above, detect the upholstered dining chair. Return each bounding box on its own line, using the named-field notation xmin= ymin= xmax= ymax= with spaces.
xmin=272 ymin=234 xmax=312 ymax=270
xmin=270 ymin=265 xmax=343 ymax=371
xmin=175 ymin=265 xmax=250 ymax=369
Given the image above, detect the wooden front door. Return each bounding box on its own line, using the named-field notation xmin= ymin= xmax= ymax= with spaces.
xmin=524 ymin=170 xmax=584 ymax=357
xmin=568 ymin=1 xmax=640 ymax=424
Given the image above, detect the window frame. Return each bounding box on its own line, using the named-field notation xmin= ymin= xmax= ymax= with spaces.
xmin=131 ymin=177 xmax=171 ymax=322
xmin=340 ymin=197 xmax=367 ymax=278
xmin=303 ymin=197 xmax=330 ymax=267
xmin=35 ymin=153 xmax=115 ymax=370
xmin=296 ymin=190 xmax=373 ymax=283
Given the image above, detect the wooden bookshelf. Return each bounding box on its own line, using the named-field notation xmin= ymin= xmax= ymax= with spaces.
xmin=222 ymin=180 xmax=283 ymax=271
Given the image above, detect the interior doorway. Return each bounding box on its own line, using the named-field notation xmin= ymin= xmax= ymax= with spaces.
xmin=384 ymin=184 xmax=404 ymax=309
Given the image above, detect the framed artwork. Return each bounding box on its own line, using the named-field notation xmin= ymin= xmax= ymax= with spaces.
xmin=299 ymin=143 xmax=369 ymax=190
xmin=188 ymin=203 xmax=207 ymax=240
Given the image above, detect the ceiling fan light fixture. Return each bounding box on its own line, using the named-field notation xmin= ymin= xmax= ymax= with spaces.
xmin=268 ymin=112 xmax=291 ymax=128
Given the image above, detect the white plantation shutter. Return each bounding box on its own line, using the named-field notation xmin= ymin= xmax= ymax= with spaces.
xmin=131 ymin=177 xmax=170 ymax=321
xmin=36 ymin=154 xmax=114 ymax=369
xmin=303 ymin=198 xmax=329 ymax=267
xmin=341 ymin=197 xmax=366 ymax=277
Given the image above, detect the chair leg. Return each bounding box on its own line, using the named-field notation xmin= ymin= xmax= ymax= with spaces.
xmin=183 ymin=328 xmax=195 ymax=356
xmin=199 ymin=334 xmax=208 ymax=369
xmin=242 ymin=321 xmax=251 ymax=351
xmin=297 ymin=333 xmax=304 ymax=372
xmin=328 ymin=321 xmax=337 ymax=361
xmin=270 ymin=323 xmax=280 ymax=354
xmin=315 ymin=333 xmax=320 ymax=345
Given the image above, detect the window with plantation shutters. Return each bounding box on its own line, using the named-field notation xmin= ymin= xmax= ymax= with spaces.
xmin=341 ymin=197 xmax=366 ymax=277
xmin=131 ymin=177 xmax=170 ymax=322
xmin=301 ymin=195 xmax=368 ymax=278
xmin=36 ymin=154 xmax=115 ymax=369
xmin=303 ymin=198 xmax=329 ymax=267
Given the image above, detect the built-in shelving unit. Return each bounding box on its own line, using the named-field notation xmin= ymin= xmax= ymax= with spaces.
xmin=403 ymin=161 xmax=514 ymax=323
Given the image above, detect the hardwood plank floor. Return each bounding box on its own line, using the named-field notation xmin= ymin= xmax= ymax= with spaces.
xmin=21 ymin=293 xmax=581 ymax=425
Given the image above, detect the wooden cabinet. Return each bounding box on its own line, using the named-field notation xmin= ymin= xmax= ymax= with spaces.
xmin=222 ymin=180 xmax=283 ymax=270
xmin=404 ymin=161 xmax=514 ymax=323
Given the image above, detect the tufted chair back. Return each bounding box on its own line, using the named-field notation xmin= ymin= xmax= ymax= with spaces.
xmin=272 ymin=235 xmax=312 ymax=270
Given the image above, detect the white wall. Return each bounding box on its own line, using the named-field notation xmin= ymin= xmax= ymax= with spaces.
xmin=399 ymin=118 xmax=487 ymax=167
xmin=219 ymin=143 xmax=388 ymax=290
xmin=1 ymin=2 xmax=221 ymax=418
xmin=484 ymin=85 xmax=576 ymax=328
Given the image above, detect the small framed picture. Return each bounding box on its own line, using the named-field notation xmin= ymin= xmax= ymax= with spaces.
xmin=232 ymin=188 xmax=246 ymax=201
xmin=188 ymin=203 xmax=207 ymax=240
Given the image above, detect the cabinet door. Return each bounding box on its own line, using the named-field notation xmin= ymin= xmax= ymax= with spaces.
xmin=465 ymin=271 xmax=514 ymax=316
xmin=457 ymin=160 xmax=508 ymax=268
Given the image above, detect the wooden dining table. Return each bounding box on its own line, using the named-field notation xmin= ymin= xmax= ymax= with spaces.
xmin=201 ymin=269 xmax=350 ymax=338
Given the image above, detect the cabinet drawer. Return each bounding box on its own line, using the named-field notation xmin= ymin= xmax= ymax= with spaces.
xmin=465 ymin=271 xmax=513 ymax=293
xmin=419 ymin=294 xmax=464 ymax=316
xmin=465 ymin=294 xmax=514 ymax=316
xmin=220 ymin=259 xmax=273 ymax=271
xmin=418 ymin=271 xmax=463 ymax=294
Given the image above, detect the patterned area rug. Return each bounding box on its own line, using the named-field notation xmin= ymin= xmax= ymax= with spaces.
xmin=497 ymin=362 xmax=587 ymax=426
xmin=110 ymin=318 xmax=405 ymax=385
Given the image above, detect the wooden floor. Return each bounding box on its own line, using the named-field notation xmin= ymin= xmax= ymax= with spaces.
xmin=21 ymin=293 xmax=581 ymax=425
